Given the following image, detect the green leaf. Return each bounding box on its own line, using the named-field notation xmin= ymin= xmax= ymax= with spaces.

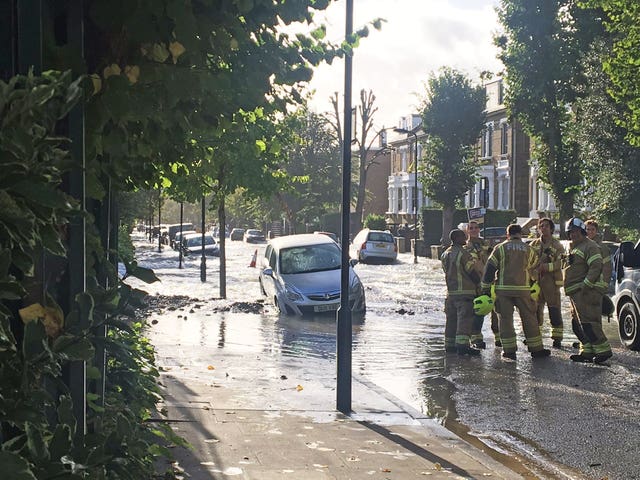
xmin=0 ymin=451 xmax=37 ymax=480
xmin=25 ymin=422 xmax=50 ymax=464
xmin=52 ymin=336 xmax=95 ymax=361
xmin=86 ymin=365 xmax=102 ymax=380
xmin=49 ymin=424 xmax=72 ymax=461
xmin=0 ymin=310 xmax=17 ymax=352
xmin=125 ymin=261 xmax=160 ymax=284
xmin=75 ymin=292 xmax=95 ymax=327
xmin=23 ymin=320 xmax=47 ymax=362
xmin=57 ymin=395 xmax=76 ymax=434
xmin=0 ymin=280 xmax=27 ymax=300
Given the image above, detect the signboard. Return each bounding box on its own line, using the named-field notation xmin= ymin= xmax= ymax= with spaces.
xmin=467 ymin=207 xmax=486 ymax=225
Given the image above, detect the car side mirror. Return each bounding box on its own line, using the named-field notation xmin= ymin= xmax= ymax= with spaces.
xmin=263 ymin=267 xmax=274 ymax=277
xmin=349 ymin=259 xmax=359 ymax=267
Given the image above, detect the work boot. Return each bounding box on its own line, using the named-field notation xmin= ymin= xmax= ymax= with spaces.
xmin=445 ymin=346 xmax=457 ymax=354
xmin=593 ymin=352 xmax=613 ymax=364
xmin=570 ymin=353 xmax=594 ymax=363
xmin=472 ymin=340 xmax=487 ymax=350
xmin=531 ymin=349 xmax=551 ymax=359
xmin=457 ymin=345 xmax=481 ymax=356
xmin=502 ymin=351 xmax=517 ymax=360
xmin=552 ymin=339 xmax=562 ymax=349
xmin=495 ymin=339 xmax=502 ymax=347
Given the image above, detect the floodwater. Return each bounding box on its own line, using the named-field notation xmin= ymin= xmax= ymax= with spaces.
xmin=132 ymin=233 xmax=640 ymax=480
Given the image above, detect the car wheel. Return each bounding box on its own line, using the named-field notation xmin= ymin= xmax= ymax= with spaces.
xmin=618 ymin=301 xmax=640 ymax=350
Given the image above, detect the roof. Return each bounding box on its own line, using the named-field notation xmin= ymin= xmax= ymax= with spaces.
xmin=268 ymin=233 xmax=337 ymax=250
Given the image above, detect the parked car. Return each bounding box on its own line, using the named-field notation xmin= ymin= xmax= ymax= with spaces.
xmin=181 ymin=233 xmax=219 ymax=256
xmin=613 ymin=240 xmax=640 ymax=350
xmin=172 ymin=229 xmax=197 ymax=249
xmin=481 ymin=226 xmax=508 ymax=246
xmin=259 ymin=233 xmax=366 ymax=316
xmin=350 ymin=229 xmax=397 ymax=264
xmin=244 ymin=229 xmax=266 ymax=243
xmin=229 ymin=228 xmax=245 ymax=241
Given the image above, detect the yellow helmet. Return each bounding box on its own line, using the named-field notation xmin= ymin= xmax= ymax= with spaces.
xmin=473 ymin=295 xmax=494 ymax=316
xmin=530 ymin=281 xmax=541 ymax=301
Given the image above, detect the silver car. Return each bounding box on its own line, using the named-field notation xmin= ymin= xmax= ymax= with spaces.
xmin=350 ymin=229 xmax=397 ymax=263
xmin=259 ymin=234 xmax=366 ymax=316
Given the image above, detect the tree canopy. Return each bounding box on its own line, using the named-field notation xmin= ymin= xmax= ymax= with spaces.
xmin=419 ymin=67 xmax=486 ymax=243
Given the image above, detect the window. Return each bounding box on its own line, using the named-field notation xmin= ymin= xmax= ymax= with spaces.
xmin=501 ymin=123 xmax=509 ymax=155
xmin=498 ymin=80 xmax=504 ymax=105
xmin=481 ymin=125 xmax=493 ymax=158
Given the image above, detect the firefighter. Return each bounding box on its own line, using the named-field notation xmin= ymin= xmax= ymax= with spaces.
xmin=530 ymin=218 xmax=565 ymax=348
xmin=441 ymin=229 xmax=482 ymax=356
xmin=564 ymin=217 xmax=613 ymax=363
xmin=481 ymin=224 xmax=551 ymax=360
xmin=464 ymin=221 xmax=500 ymax=348
xmin=585 ymin=219 xmax=613 ymax=294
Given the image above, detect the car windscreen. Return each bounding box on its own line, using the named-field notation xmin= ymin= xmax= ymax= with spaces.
xmin=247 ymin=230 xmax=262 ymax=235
xmin=186 ymin=235 xmax=215 ymax=247
xmin=279 ymin=243 xmax=341 ymax=274
xmin=367 ymin=232 xmax=394 ymax=243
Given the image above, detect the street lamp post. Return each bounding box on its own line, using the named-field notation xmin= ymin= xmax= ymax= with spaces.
xmin=394 ymin=127 xmax=420 ymax=264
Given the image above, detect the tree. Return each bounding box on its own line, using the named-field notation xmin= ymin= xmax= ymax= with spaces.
xmin=579 ymin=1 xmax=640 ymax=146
xmin=327 ymin=89 xmax=384 ymax=231
xmin=277 ymin=106 xmax=342 ymax=232
xmin=571 ymin=39 xmax=640 ymax=231
xmin=419 ymin=67 xmax=486 ymax=244
xmin=495 ymin=0 xmax=604 ymax=230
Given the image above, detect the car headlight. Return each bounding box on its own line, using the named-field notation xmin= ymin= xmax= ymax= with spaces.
xmin=284 ymin=285 xmax=303 ymax=302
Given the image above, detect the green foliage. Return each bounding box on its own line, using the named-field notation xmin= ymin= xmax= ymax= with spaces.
xmin=495 ymin=0 xmax=604 ymax=224
xmin=579 ymin=0 xmax=640 ymax=146
xmin=571 ymin=38 xmax=640 ymax=230
xmin=0 ymin=71 xmax=177 ymax=479
xmin=269 ymin=105 xmax=342 ymax=231
xmin=419 ymin=67 xmax=486 ymax=242
xmin=363 ymin=214 xmax=387 ymax=230
xmin=420 ymin=68 xmax=486 ymax=207
xmin=118 ymin=225 xmax=135 ymax=264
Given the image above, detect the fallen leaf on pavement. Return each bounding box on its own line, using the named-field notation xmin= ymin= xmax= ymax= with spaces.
xmin=296 ymin=384 xmax=303 ymax=391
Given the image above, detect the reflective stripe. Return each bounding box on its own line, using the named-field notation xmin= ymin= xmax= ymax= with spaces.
xmin=593 ymin=341 xmax=612 ymax=354
xmin=525 ymin=335 xmax=543 ymax=349
xmin=584 ymin=278 xmax=596 ymax=288
xmin=445 ymin=337 xmax=456 ymax=347
xmin=580 ymin=343 xmax=595 ymax=355
xmin=586 ymin=253 xmax=602 ymax=265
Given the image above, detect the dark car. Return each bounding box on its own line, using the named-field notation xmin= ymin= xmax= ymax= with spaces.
xmin=481 ymin=226 xmax=507 ymax=246
xmin=244 ymin=229 xmax=266 ymax=243
xmin=229 ymin=228 xmax=245 ymax=241
xmin=613 ymin=240 xmax=640 ymax=350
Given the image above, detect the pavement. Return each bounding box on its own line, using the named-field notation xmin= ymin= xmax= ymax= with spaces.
xmin=153 ymin=346 xmax=523 ymax=480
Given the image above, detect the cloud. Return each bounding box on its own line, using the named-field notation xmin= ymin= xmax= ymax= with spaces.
xmin=305 ymin=0 xmax=502 ymax=128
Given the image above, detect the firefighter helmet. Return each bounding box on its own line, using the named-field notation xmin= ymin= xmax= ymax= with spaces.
xmin=565 ymin=217 xmax=586 ymax=234
xmin=473 ymin=295 xmax=494 ymax=316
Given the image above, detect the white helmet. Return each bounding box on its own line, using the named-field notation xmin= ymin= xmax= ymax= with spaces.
xmin=565 ymin=217 xmax=586 ymax=234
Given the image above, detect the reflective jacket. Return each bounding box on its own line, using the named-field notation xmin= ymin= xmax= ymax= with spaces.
xmin=530 ymin=236 xmax=564 ymax=288
xmin=481 ymin=238 xmax=536 ymax=297
xmin=465 ymin=236 xmax=492 ymax=277
xmin=563 ymin=237 xmax=603 ymax=296
xmin=441 ymin=244 xmax=478 ymax=296
xmin=593 ymin=235 xmax=612 ymax=294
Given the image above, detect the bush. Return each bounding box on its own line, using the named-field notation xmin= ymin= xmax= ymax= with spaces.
xmin=363 ymin=213 xmax=387 ymax=230
xmin=119 ymin=224 xmax=136 ymax=263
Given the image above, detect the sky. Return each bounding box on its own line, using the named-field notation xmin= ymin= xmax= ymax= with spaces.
xmin=302 ymin=0 xmax=504 ymax=130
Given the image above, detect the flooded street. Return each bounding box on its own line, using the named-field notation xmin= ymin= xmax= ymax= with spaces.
xmin=132 ymin=233 xmax=640 ymax=480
